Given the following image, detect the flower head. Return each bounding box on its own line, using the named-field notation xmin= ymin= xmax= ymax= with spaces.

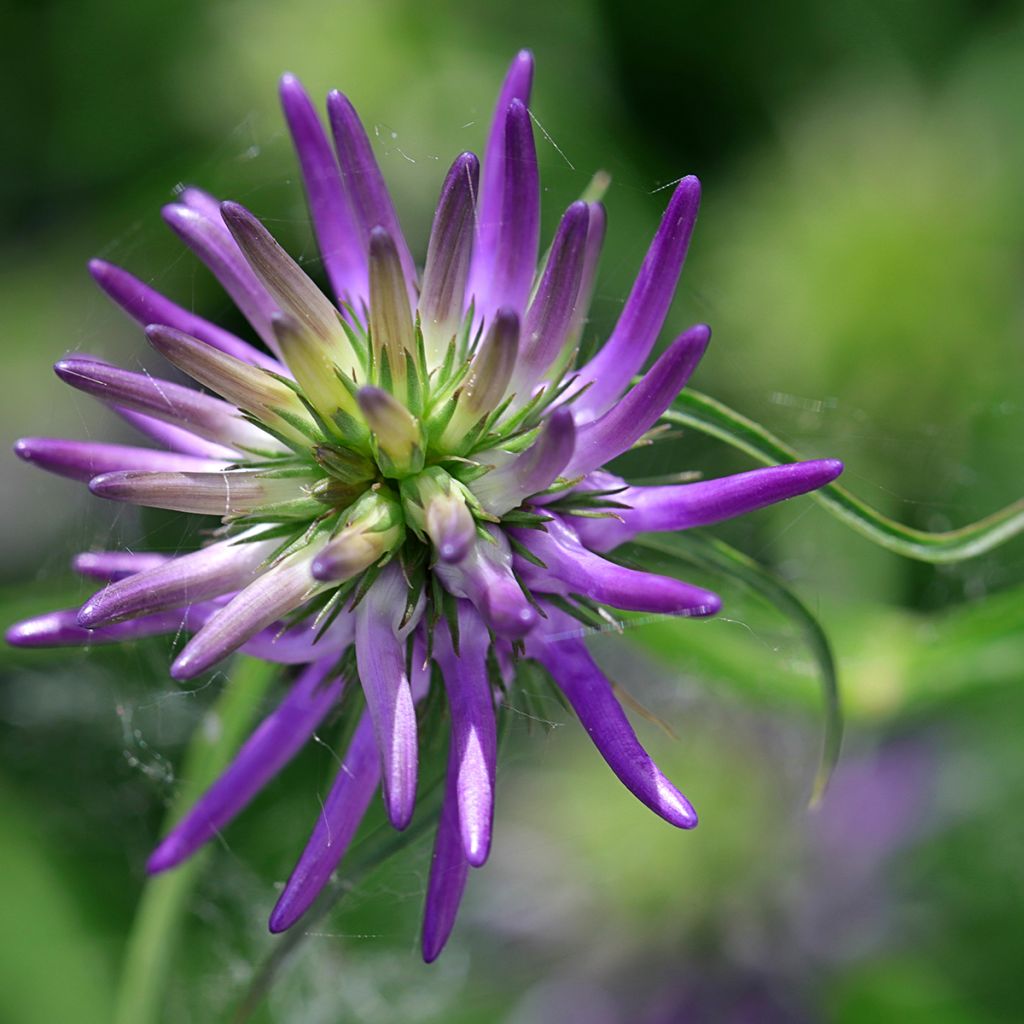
xmin=8 ymin=51 xmax=843 ymax=960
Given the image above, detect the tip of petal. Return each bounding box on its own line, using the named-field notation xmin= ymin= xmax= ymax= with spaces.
xmin=145 ymin=837 xmax=187 ymax=875
xmin=483 ymin=594 xmax=538 ymax=639
xmin=817 ymin=458 xmax=845 ymax=483
xmin=685 ymin=589 xmax=722 ymax=618
xmin=169 ymin=649 xmax=203 ymax=681
xmin=87 ymin=257 xmax=113 ymax=282
xmin=12 ymin=438 xmax=35 ymax=463
xmin=5 ymin=619 xmax=37 ymax=647
xmin=267 ymin=901 xmax=298 ymax=935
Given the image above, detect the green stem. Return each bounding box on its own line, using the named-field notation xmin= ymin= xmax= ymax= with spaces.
xmin=113 ymin=656 xmax=279 ymax=1024
xmin=666 ymin=390 xmax=1024 ymax=562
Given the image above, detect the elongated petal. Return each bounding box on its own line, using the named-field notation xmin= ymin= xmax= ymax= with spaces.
xmin=564 ymin=325 xmax=709 ymax=478
xmin=89 ymin=468 xmax=317 ymax=517
xmin=354 ymin=564 xmax=420 ymax=829
xmin=435 ymin=605 xmax=497 ymax=866
xmin=560 ymin=202 xmax=607 ymax=359
xmin=88 ymin=259 xmax=282 ymax=372
xmin=434 ymin=527 xmax=537 ymax=638
xmin=6 ymin=605 xmax=206 ymax=648
xmin=530 ymin=617 xmax=698 ymax=829
xmin=419 ymin=152 xmax=479 ymax=363
xmin=470 ymin=407 xmax=575 ymax=516
xmin=573 ymin=460 xmax=845 ymax=552
xmin=467 ymin=99 xmax=539 ymax=324
xmin=162 ymin=202 xmax=282 ymax=355
xmin=327 ymin=91 xmax=418 ymax=301
xmin=13 ymin=437 xmax=226 ymax=483
xmin=357 ymin=385 xmax=423 ymax=476
xmin=311 ymin=488 xmax=404 ymax=582
xmin=422 ymin=740 xmax=470 ymax=963
xmin=240 ymin=609 xmax=354 ymax=665
xmin=571 ymin=176 xmax=701 ymax=416
xmin=113 ymin=407 xmax=240 ymax=460
xmin=268 ymin=709 xmax=379 ymax=932
xmin=514 ymin=516 xmax=720 ymax=616
xmin=78 ymin=535 xmax=277 ymax=627
xmin=512 ymin=201 xmax=589 ymax=392
xmin=279 ymin=73 xmax=366 ymax=305
xmin=467 ymin=50 xmax=534 ymax=319
xmin=170 ymin=547 xmax=327 ymax=680
xmin=146 ymin=324 xmax=318 ymax=446
xmin=148 ymin=658 xmax=344 ymax=873
xmin=219 ymin=202 xmax=357 ymax=372
xmin=368 ymin=227 xmax=416 ymax=381
xmin=73 ymin=551 xmax=170 ymax=581
xmin=54 ymin=358 xmax=286 ymax=455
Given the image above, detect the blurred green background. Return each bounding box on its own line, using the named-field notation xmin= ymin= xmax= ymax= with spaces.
xmin=2 ymin=1 xmax=1024 ymax=1021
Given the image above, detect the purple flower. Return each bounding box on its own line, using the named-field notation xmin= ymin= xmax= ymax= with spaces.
xmin=7 ymin=52 xmax=843 ymax=961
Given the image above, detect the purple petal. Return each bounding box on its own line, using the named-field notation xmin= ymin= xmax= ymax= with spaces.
xmin=469 ymin=407 xmax=575 ymax=516
xmin=564 ymin=325 xmax=709 ymax=478
xmin=468 ymin=99 xmax=540 ymax=325
xmin=570 ymin=176 xmax=702 ymax=417
xmin=529 ymin=615 xmax=698 ymax=829
xmin=239 ymin=609 xmax=355 ymax=665
xmin=327 ymin=91 xmax=418 ymax=302
xmin=279 ymin=73 xmax=367 ymax=306
xmin=78 ymin=535 xmax=277 ymax=627
xmin=421 ymin=740 xmax=470 ymax=963
xmin=170 ymin=547 xmax=326 ymax=680
xmin=573 ymin=460 xmax=846 ymax=552
xmin=219 ymin=202 xmax=353 ymax=358
xmin=354 ymin=564 xmax=420 ymax=829
xmin=513 ymin=516 xmax=720 ymax=617
xmin=419 ymin=152 xmax=480 ymax=362
xmin=54 ymin=357 xmax=285 ymax=455
xmin=73 ymin=550 xmax=171 ymax=582
xmin=268 ymin=709 xmax=379 ymax=932
xmin=466 ymin=51 xmax=534 ymax=322
xmin=88 ymin=467 xmax=315 ymax=516
xmin=434 ymin=528 xmax=538 ymax=639
xmin=162 ymin=202 xmax=282 ymax=355
xmin=6 ymin=605 xmax=207 ymax=648
xmin=435 ymin=604 xmax=497 ymax=867
xmin=113 ymin=407 xmax=240 ymax=460
xmin=88 ymin=258 xmax=282 ymax=372
xmin=561 ymin=202 xmax=607 ymax=356
xmin=13 ymin=437 xmax=227 ymax=483
xmin=147 ymin=657 xmax=344 ymax=873
xmin=513 ymin=201 xmax=590 ymax=391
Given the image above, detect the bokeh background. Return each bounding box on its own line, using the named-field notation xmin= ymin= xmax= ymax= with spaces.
xmin=3 ymin=1 xmax=1024 ymax=1021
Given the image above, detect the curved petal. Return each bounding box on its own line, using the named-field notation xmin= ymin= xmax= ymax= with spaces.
xmin=353 ymin=564 xmax=421 ymax=829
xmin=529 ymin=613 xmax=698 ymax=829
xmin=564 ymin=325 xmax=709 ymax=478
xmin=268 ymin=709 xmax=379 ymax=932
xmin=147 ymin=657 xmax=345 ymax=873
xmin=435 ymin=604 xmax=497 ymax=867
xmin=513 ymin=516 xmax=720 ymax=617
xmin=421 ymin=739 xmax=470 ymax=963
xmin=572 ymin=460 xmax=845 ymax=552
xmin=12 ymin=437 xmax=226 ymax=483
xmin=88 ymin=258 xmax=282 ymax=372
xmin=279 ymin=73 xmax=366 ymax=306
xmin=569 ymin=176 xmax=701 ymax=416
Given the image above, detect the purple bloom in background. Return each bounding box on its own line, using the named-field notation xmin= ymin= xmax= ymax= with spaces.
xmin=7 ymin=52 xmax=843 ymax=961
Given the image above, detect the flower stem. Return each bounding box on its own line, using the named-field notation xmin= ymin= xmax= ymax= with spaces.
xmin=113 ymin=656 xmax=279 ymax=1024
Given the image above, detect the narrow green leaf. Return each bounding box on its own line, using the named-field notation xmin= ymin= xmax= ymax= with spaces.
xmin=666 ymin=390 xmax=1024 ymax=562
